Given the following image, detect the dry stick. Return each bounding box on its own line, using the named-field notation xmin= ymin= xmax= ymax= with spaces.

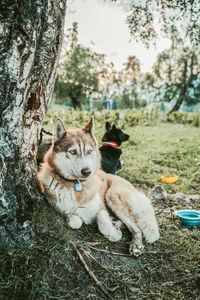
xmin=84 ymin=250 xmax=121 ymax=284
xmin=70 ymin=240 xmax=113 ymax=300
xmin=88 ymin=245 xmax=132 ymax=257
xmin=162 ymin=274 xmax=200 ymax=286
xmin=87 ymin=242 xmax=102 ymax=246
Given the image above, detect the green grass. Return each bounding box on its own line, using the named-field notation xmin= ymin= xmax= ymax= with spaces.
xmin=120 ymin=123 xmax=200 ymax=195
xmin=1 ymin=108 xmax=200 ymax=300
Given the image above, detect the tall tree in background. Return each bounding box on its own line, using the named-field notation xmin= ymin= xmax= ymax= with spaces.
xmin=114 ymin=56 xmax=143 ymax=109
xmin=0 ymin=0 xmax=66 ymax=246
xmin=153 ymin=47 xmax=200 ymax=112
xmin=123 ymin=56 xmax=142 ymax=108
xmin=127 ymin=0 xmax=200 ymax=112
xmin=54 ymin=22 xmax=104 ymax=109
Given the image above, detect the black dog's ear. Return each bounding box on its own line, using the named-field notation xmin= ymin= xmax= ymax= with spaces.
xmin=112 ymin=125 xmax=116 ymax=130
xmin=106 ymin=122 xmax=111 ymax=130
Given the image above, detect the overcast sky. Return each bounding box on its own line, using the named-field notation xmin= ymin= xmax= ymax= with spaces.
xmin=65 ymin=0 xmax=171 ymax=72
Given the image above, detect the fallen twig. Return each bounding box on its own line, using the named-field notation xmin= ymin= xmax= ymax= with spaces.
xmin=88 ymin=245 xmax=132 ymax=257
xmin=87 ymin=242 xmax=102 ymax=246
xmin=84 ymin=250 xmax=121 ymax=284
xmin=70 ymin=240 xmax=113 ymax=299
xmin=162 ymin=274 xmax=200 ymax=286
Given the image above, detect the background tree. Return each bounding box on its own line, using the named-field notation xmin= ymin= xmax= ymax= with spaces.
xmin=54 ymin=22 xmax=104 ymax=109
xmin=127 ymin=0 xmax=200 ymax=112
xmin=0 ymin=0 xmax=66 ymax=246
xmin=115 ymin=55 xmax=145 ymax=109
xmin=152 ymin=47 xmax=200 ymax=112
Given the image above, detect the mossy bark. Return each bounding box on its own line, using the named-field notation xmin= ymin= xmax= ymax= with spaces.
xmin=0 ymin=0 xmax=67 ymax=247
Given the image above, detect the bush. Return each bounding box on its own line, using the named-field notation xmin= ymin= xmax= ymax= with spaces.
xmin=167 ymin=111 xmax=200 ymax=126
xmin=44 ymin=105 xmax=161 ymax=133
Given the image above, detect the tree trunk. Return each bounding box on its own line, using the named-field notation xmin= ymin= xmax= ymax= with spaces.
xmin=0 ymin=0 xmax=67 ymax=247
xmin=69 ymin=86 xmax=82 ymax=109
xmin=71 ymin=96 xmax=82 ymax=109
xmin=168 ymin=95 xmax=184 ymax=113
xmin=168 ymin=59 xmax=188 ymax=114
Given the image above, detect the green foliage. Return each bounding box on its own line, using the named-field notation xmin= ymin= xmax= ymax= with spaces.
xmin=53 ymin=23 xmax=104 ymax=109
xmin=117 ymin=88 xmax=133 ymax=109
xmin=127 ymin=0 xmax=200 ymax=49
xmin=54 ymin=44 xmax=100 ymax=108
xmin=43 ymin=105 xmax=161 ymax=135
xmin=151 ymin=47 xmax=200 ymax=112
xmin=127 ymin=1 xmax=200 ymax=113
xmin=167 ymin=111 xmax=200 ymax=126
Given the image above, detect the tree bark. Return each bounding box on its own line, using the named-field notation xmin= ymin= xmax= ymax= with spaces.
xmin=71 ymin=95 xmax=82 ymax=109
xmin=168 ymin=94 xmax=185 ymax=113
xmin=69 ymin=85 xmax=82 ymax=109
xmin=0 ymin=0 xmax=67 ymax=247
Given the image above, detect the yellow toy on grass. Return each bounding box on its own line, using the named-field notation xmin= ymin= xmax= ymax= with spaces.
xmin=161 ymin=175 xmax=178 ymax=184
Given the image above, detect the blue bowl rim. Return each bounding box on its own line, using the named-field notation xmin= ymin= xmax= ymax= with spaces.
xmin=174 ymin=209 xmax=200 ymax=220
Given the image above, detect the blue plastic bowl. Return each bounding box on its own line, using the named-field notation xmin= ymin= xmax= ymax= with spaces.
xmin=175 ymin=209 xmax=200 ymax=226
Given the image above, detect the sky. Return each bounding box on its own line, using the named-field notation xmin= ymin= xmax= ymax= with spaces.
xmin=65 ymin=0 xmax=171 ymax=73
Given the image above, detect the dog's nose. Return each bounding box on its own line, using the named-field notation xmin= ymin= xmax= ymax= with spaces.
xmin=81 ymin=167 xmax=91 ymax=177
xmin=124 ymin=134 xmax=129 ymax=141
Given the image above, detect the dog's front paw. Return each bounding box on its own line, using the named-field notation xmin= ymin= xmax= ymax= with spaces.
xmin=68 ymin=215 xmax=83 ymax=229
xmin=107 ymin=229 xmax=122 ymax=242
xmin=129 ymin=239 xmax=144 ymax=256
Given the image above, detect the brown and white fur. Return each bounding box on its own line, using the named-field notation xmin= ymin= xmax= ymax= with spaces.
xmin=38 ymin=117 xmax=159 ymax=255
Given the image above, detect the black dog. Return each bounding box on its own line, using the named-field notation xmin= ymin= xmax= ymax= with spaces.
xmin=99 ymin=122 xmax=129 ymax=174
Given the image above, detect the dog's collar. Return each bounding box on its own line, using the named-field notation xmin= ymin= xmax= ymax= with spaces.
xmin=102 ymin=141 xmax=119 ymax=149
xmin=54 ymin=171 xmax=87 ymax=191
xmin=60 ymin=176 xmax=87 ymax=183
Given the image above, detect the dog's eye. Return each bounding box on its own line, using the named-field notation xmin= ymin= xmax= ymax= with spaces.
xmin=87 ymin=150 xmax=92 ymax=155
xmin=69 ymin=150 xmax=77 ymax=155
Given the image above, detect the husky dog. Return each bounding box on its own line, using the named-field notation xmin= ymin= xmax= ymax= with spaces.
xmin=38 ymin=117 xmax=159 ymax=255
xmin=100 ymin=122 xmax=129 ymax=174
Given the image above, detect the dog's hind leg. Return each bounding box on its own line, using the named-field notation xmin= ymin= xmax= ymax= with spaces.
xmin=110 ymin=210 xmax=144 ymax=256
xmin=105 ymin=187 xmax=159 ymax=256
xmin=126 ymin=190 xmax=159 ymax=245
xmin=96 ymin=209 xmax=122 ymax=242
xmin=104 ymin=189 xmax=144 ymax=255
xmin=134 ymin=209 xmax=159 ymax=244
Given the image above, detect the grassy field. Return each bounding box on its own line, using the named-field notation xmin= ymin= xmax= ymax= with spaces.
xmin=1 ymin=108 xmax=200 ymax=300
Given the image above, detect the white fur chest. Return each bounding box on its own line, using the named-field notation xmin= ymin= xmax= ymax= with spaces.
xmin=56 ymin=189 xmax=102 ymax=225
xmin=40 ymin=168 xmax=102 ymax=226
xmin=47 ymin=177 xmax=101 ymax=225
xmin=75 ymin=193 xmax=102 ymax=224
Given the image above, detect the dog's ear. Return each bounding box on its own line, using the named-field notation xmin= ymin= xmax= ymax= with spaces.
xmin=83 ymin=116 xmax=98 ymax=145
xmin=83 ymin=116 xmax=94 ymax=134
xmin=106 ymin=122 xmax=111 ymax=130
xmin=112 ymin=124 xmax=116 ymax=130
xmin=53 ymin=119 xmax=66 ymax=142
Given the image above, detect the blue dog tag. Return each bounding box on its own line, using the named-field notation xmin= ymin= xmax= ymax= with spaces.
xmin=74 ymin=181 xmax=82 ymax=191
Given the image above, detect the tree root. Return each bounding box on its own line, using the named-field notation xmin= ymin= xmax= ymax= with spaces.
xmin=70 ymin=240 xmax=113 ymax=299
